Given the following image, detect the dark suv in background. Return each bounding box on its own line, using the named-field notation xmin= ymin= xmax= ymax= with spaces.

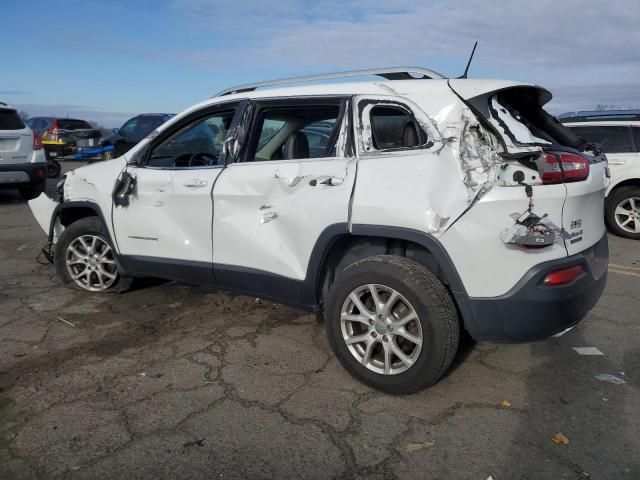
xmin=100 ymin=113 xmax=174 ymax=160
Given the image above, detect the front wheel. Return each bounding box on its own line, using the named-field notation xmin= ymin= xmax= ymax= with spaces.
xmin=606 ymin=187 xmax=640 ymax=240
xmin=54 ymin=217 xmax=132 ymax=292
xmin=324 ymin=255 xmax=459 ymax=394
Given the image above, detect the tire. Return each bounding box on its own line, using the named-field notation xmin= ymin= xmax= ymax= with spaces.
xmin=47 ymin=160 xmax=61 ymax=178
xmin=18 ymin=183 xmax=43 ymax=200
xmin=54 ymin=217 xmax=132 ymax=293
xmin=324 ymin=255 xmax=459 ymax=394
xmin=605 ymin=186 xmax=640 ymax=240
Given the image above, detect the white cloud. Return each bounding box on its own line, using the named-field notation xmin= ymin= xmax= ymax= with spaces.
xmin=167 ymin=0 xmax=640 ymax=110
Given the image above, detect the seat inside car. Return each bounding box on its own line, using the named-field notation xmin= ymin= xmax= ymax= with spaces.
xmin=284 ymin=131 xmax=310 ymax=159
xmin=402 ymin=121 xmax=419 ymax=148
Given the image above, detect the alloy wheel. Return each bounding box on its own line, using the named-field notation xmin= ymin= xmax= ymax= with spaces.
xmin=340 ymin=284 xmax=423 ymax=375
xmin=65 ymin=235 xmax=118 ymax=291
xmin=614 ymin=196 xmax=640 ymax=234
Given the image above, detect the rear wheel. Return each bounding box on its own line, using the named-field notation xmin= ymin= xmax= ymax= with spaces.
xmin=324 ymin=255 xmax=459 ymax=394
xmin=54 ymin=217 xmax=132 ymax=293
xmin=18 ymin=183 xmax=43 ymax=200
xmin=606 ymin=187 xmax=640 ymax=240
xmin=47 ymin=159 xmax=61 ymax=178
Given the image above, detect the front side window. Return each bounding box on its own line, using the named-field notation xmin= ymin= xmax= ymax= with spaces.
xmin=250 ymin=104 xmax=342 ymax=161
xmin=570 ymin=126 xmax=633 ymax=153
xmin=147 ymin=110 xmax=235 ymax=168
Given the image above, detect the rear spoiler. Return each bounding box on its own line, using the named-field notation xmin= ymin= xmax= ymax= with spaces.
xmin=448 ymin=80 xmax=585 ymax=155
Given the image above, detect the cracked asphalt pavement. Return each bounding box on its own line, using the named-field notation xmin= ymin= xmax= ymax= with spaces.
xmin=1 ymin=166 xmax=639 ymax=479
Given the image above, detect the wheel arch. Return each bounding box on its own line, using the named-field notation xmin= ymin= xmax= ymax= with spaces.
xmin=50 ymin=201 xmax=112 ymax=247
xmin=608 ymin=178 xmax=640 ymax=197
xmin=311 ymin=224 xmax=474 ymax=330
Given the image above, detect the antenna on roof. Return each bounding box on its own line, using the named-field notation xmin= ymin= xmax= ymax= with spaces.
xmin=458 ymin=41 xmax=478 ymax=79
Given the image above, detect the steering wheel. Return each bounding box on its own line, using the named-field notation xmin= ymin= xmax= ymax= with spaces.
xmin=187 ymin=152 xmax=217 ymax=167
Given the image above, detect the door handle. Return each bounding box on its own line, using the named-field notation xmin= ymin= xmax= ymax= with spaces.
xmin=183 ymin=179 xmax=208 ymax=188
xmin=309 ymin=176 xmax=344 ymax=187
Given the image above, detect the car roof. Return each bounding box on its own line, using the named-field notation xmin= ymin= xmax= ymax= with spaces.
xmin=562 ymin=121 xmax=640 ymax=127
xmin=558 ymin=109 xmax=640 ymax=123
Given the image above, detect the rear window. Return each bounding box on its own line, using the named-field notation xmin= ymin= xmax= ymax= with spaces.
xmin=569 ymin=126 xmax=633 ymax=153
xmin=57 ymin=119 xmax=92 ymax=130
xmin=0 ymin=109 xmax=25 ymax=130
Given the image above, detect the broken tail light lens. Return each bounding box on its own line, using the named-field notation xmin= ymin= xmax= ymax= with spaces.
xmin=543 ymin=265 xmax=584 ymax=286
xmin=541 ymin=152 xmax=589 ymax=184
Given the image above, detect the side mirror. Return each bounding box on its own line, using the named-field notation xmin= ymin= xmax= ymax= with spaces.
xmin=113 ymin=128 xmax=119 ymax=134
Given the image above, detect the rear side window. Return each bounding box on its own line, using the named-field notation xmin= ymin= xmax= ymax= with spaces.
xmin=370 ymin=106 xmax=428 ymax=150
xmin=57 ymin=119 xmax=92 ymax=130
xmin=633 ymin=127 xmax=640 ymax=151
xmin=0 ymin=109 xmax=25 ymax=130
xmin=251 ymin=104 xmax=342 ymax=161
xmin=569 ymin=126 xmax=633 ymax=153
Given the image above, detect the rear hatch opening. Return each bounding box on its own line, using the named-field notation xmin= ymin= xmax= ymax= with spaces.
xmin=449 ymin=81 xmax=608 ymax=255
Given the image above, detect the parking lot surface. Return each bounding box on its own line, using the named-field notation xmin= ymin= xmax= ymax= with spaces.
xmin=1 ymin=167 xmax=639 ymax=479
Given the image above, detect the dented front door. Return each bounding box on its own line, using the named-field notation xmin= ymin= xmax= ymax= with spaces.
xmin=211 ymin=100 xmax=356 ymax=281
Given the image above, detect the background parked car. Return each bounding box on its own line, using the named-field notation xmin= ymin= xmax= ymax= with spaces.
xmin=29 ymin=117 xmax=102 ymax=160
xmin=100 ymin=113 xmax=174 ymax=160
xmin=0 ymin=103 xmax=47 ymax=199
xmin=559 ymin=110 xmax=640 ymax=239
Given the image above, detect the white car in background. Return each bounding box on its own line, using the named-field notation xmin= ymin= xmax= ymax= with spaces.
xmin=560 ymin=110 xmax=640 ymax=239
xmin=0 ymin=102 xmax=47 ymax=199
xmin=29 ymin=68 xmax=609 ymax=393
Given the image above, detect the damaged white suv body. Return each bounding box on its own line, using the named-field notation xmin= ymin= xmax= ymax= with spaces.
xmin=29 ymin=68 xmax=609 ymax=393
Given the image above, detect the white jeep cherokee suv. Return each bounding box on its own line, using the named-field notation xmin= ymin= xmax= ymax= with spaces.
xmin=559 ymin=110 xmax=640 ymax=239
xmin=29 ymin=68 xmax=609 ymax=393
xmin=0 ymin=102 xmax=47 ymax=199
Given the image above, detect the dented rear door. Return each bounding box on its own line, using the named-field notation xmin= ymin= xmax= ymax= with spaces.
xmin=211 ymin=97 xmax=356 ymax=281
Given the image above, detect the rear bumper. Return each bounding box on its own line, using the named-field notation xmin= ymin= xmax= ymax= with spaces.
xmin=43 ymin=142 xmax=70 ymax=158
xmin=462 ymin=233 xmax=608 ymax=342
xmin=0 ymin=162 xmax=47 ymax=186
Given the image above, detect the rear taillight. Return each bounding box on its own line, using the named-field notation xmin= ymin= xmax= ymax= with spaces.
xmin=543 ymin=265 xmax=584 ymax=286
xmin=541 ymin=152 xmax=589 ymax=184
xmin=33 ymin=133 xmax=43 ymax=150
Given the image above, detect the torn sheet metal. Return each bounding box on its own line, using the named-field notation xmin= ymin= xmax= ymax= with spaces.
xmin=455 ymin=108 xmax=503 ymax=200
xmin=489 ymin=96 xmax=551 ymax=147
xmin=501 ymin=209 xmax=566 ymax=247
xmin=223 ymin=101 xmax=254 ymax=162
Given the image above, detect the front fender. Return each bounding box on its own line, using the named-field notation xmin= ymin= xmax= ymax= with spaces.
xmin=29 ymin=193 xmax=62 ymax=240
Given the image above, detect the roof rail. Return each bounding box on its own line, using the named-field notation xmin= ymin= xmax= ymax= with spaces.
xmin=213 ymin=67 xmax=445 ymax=97
xmin=558 ymin=109 xmax=640 ymax=122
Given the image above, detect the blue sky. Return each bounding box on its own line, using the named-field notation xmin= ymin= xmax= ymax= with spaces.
xmin=2 ymin=0 xmax=639 ymax=127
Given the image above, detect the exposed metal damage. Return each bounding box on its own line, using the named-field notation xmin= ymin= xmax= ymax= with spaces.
xmin=454 ymin=108 xmax=504 ymax=200
xmin=501 ymin=209 xmax=564 ymax=247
